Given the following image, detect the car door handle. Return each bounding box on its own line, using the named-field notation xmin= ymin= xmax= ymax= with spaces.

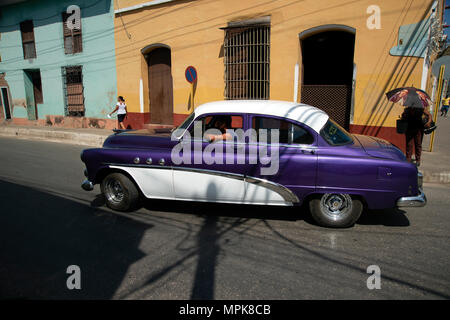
xmin=301 ymin=149 xmax=315 ymax=155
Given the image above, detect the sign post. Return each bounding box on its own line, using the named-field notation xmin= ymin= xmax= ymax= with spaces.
xmin=185 ymin=66 xmax=197 ymax=111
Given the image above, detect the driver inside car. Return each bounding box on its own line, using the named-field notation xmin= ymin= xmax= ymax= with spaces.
xmin=205 ymin=115 xmax=233 ymax=142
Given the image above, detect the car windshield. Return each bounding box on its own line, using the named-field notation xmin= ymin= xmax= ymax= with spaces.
xmin=320 ymin=119 xmax=353 ymax=146
xmin=172 ymin=112 xmax=195 ymax=138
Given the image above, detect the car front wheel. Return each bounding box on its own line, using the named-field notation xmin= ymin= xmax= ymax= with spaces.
xmin=101 ymin=172 xmax=141 ymax=211
xmin=309 ymin=193 xmax=363 ymax=228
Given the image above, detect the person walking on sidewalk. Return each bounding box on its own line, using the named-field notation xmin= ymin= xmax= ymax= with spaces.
xmin=441 ymin=95 xmax=450 ymax=118
xmin=401 ymin=105 xmax=432 ymax=167
xmin=108 ymin=96 xmax=127 ymax=130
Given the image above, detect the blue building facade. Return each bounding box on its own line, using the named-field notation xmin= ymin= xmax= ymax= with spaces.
xmin=0 ymin=0 xmax=117 ymax=128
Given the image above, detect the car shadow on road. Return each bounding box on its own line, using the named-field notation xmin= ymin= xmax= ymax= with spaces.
xmin=91 ymin=192 xmax=311 ymax=223
xmin=93 ymin=192 xmax=410 ymax=228
xmin=357 ymin=208 xmax=410 ymax=227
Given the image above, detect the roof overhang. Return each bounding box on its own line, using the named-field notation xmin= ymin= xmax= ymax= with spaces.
xmin=0 ymin=0 xmax=27 ymax=7
xmin=115 ymin=0 xmax=176 ymax=15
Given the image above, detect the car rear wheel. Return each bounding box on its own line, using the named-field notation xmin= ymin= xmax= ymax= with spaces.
xmin=101 ymin=172 xmax=141 ymax=211
xmin=309 ymin=193 xmax=363 ymax=228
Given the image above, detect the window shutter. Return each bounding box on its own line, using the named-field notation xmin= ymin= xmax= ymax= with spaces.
xmin=20 ymin=20 xmax=36 ymax=59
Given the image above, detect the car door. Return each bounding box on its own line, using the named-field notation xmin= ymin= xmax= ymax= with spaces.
xmin=244 ymin=115 xmax=318 ymax=205
xmin=172 ymin=113 xmax=249 ymax=203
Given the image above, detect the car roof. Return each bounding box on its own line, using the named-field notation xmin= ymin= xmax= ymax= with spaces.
xmin=193 ymin=100 xmax=329 ymax=133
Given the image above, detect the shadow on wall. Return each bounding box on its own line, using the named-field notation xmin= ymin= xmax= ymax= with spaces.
xmin=0 ymin=0 xmax=111 ymax=33
xmin=356 ymin=1 xmax=433 ymax=137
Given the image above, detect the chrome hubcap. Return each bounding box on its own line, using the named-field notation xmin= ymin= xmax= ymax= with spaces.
xmin=320 ymin=194 xmax=352 ymax=220
xmin=105 ymin=179 xmax=124 ymax=204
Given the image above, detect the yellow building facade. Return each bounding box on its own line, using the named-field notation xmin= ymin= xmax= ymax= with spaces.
xmin=113 ymin=0 xmax=438 ymax=151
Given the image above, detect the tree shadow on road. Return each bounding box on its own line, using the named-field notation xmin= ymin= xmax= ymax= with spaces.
xmin=0 ymin=179 xmax=151 ymax=300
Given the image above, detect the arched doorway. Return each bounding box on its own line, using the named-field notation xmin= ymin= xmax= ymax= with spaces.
xmin=299 ymin=25 xmax=355 ymax=129
xmin=143 ymin=45 xmax=173 ymax=125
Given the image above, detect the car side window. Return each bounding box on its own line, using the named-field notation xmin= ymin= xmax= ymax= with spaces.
xmin=187 ymin=114 xmax=244 ymax=141
xmin=252 ymin=116 xmax=314 ymax=145
xmin=292 ymin=124 xmax=314 ymax=145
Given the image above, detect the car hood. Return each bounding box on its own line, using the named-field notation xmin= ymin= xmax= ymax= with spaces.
xmin=352 ymin=134 xmax=406 ymax=161
xmin=103 ymin=129 xmax=174 ymax=149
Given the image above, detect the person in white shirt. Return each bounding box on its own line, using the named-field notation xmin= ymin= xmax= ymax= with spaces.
xmin=108 ymin=96 xmax=127 ymax=129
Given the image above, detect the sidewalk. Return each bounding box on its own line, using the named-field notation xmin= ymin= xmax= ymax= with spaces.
xmin=0 ymin=117 xmax=449 ymax=183
xmin=421 ymin=113 xmax=450 ymax=184
xmin=0 ymin=123 xmax=111 ymax=147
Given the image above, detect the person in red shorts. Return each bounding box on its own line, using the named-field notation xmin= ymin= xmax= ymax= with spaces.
xmin=401 ymin=105 xmax=432 ymax=167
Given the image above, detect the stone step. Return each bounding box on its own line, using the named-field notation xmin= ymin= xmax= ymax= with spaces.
xmin=143 ymin=123 xmax=174 ymax=133
xmin=143 ymin=124 xmax=175 ymax=129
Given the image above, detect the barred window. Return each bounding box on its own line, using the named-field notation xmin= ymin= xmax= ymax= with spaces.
xmin=62 ymin=66 xmax=84 ymax=116
xmin=224 ymin=24 xmax=270 ymax=100
xmin=20 ymin=20 xmax=36 ymax=59
xmin=62 ymin=12 xmax=82 ymax=54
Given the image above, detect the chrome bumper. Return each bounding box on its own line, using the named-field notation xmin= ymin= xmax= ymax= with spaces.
xmin=396 ymin=190 xmax=427 ymax=207
xmin=81 ymin=179 xmax=94 ymax=191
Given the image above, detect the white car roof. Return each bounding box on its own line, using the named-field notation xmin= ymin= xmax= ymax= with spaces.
xmin=194 ymin=100 xmax=329 ymax=133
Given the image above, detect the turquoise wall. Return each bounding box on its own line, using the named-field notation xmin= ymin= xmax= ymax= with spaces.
xmin=0 ymin=0 xmax=117 ymax=120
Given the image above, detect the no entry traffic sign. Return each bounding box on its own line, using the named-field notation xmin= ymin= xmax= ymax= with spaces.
xmin=185 ymin=66 xmax=197 ymax=83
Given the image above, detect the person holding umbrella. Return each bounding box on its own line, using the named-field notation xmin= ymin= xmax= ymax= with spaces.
xmin=386 ymin=87 xmax=433 ymax=167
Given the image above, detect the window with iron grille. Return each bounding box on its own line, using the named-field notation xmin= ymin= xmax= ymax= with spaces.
xmin=62 ymin=12 xmax=82 ymax=54
xmin=62 ymin=66 xmax=84 ymax=116
xmin=20 ymin=20 xmax=36 ymax=59
xmin=224 ymin=24 xmax=270 ymax=100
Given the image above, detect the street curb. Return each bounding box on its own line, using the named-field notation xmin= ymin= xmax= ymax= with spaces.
xmin=0 ymin=126 xmax=107 ymax=147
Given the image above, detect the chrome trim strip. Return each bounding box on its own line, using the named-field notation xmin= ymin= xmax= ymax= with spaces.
xmin=245 ymin=176 xmax=300 ymax=203
xmin=105 ymin=163 xmax=173 ymax=170
xmin=396 ymin=190 xmax=427 ymax=207
xmin=104 ymin=163 xmax=299 ymax=203
xmin=183 ymin=140 xmax=318 ymax=150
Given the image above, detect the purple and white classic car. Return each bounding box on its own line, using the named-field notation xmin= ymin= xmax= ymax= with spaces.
xmin=80 ymin=100 xmax=426 ymax=228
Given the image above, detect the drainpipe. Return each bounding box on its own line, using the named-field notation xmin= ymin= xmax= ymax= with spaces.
xmin=293 ymin=63 xmax=299 ymax=102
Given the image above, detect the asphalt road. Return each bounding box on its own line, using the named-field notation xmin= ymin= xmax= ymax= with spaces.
xmin=0 ymin=137 xmax=449 ymax=300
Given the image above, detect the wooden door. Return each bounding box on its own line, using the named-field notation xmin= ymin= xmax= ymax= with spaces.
xmin=147 ymin=48 xmax=173 ymax=124
xmin=1 ymin=87 xmax=12 ymax=119
xmin=31 ymin=71 xmax=42 ymax=119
